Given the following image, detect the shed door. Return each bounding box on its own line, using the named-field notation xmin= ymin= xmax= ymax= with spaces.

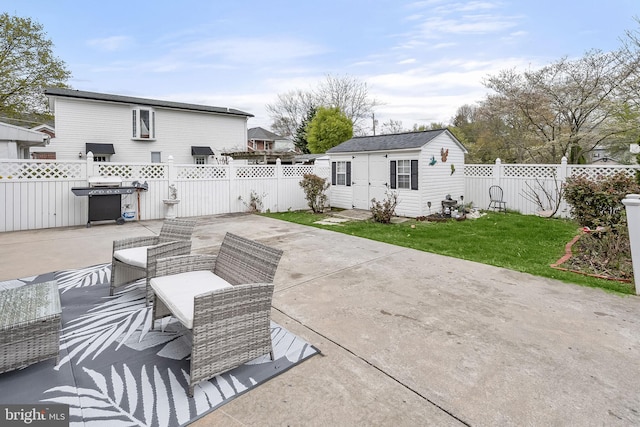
xmin=352 ymin=155 xmax=369 ymax=209
xmin=352 ymin=154 xmax=389 ymax=210
xmin=369 ymin=154 xmax=389 ymax=204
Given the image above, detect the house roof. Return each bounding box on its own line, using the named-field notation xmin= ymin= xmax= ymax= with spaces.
xmin=248 ymin=127 xmax=283 ymax=141
xmin=45 ymin=88 xmax=254 ymax=118
xmin=327 ymin=129 xmax=467 ymax=154
xmin=0 ymin=122 xmax=49 ymax=147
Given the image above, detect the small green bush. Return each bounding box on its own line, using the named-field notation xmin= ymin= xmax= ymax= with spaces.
xmin=370 ymin=191 xmax=399 ymax=223
xmin=299 ymin=173 xmax=329 ymax=213
xmin=563 ymin=172 xmax=640 ymax=229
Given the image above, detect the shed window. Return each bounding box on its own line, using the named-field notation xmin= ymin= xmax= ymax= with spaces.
xmin=390 ymin=160 xmax=418 ymax=190
xmin=331 ymin=161 xmax=351 ymax=186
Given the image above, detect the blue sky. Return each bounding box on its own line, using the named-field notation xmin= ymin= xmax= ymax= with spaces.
xmin=4 ymin=1 xmax=640 ymax=133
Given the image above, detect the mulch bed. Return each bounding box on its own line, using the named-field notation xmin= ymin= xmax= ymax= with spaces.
xmin=551 ymin=231 xmax=633 ymax=283
xmin=417 ymin=213 xmax=466 ymax=222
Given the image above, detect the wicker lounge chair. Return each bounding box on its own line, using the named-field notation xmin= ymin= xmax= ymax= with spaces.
xmin=149 ymin=232 xmax=283 ymax=397
xmin=110 ymin=218 xmax=197 ymax=303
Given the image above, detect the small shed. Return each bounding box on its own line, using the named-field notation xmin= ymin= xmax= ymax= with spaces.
xmin=326 ymin=129 xmax=467 ymax=217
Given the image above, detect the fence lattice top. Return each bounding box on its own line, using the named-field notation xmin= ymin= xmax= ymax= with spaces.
xmin=0 ymin=162 xmax=83 ymax=180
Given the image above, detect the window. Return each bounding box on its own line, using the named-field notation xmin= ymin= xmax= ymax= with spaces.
xmin=390 ymin=160 xmax=418 ymax=190
xmin=397 ymin=160 xmax=411 ymax=189
xmin=93 ymin=156 xmax=108 ymax=162
xmin=195 ymin=156 xmax=206 ymax=164
xmin=151 ymin=152 xmax=161 ymax=163
xmin=331 ymin=161 xmax=351 ymax=186
xmin=132 ymin=107 xmax=156 ymax=139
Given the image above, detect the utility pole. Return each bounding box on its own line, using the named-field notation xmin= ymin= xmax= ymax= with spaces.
xmin=372 ymin=112 xmax=377 ymax=136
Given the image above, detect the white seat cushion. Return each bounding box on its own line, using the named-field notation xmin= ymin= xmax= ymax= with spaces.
xmin=150 ymin=271 xmax=233 ymax=329
xmin=114 ymin=246 xmax=150 ymax=268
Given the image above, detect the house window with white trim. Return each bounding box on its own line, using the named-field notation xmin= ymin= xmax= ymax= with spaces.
xmin=132 ymin=107 xmax=156 ymax=139
xmin=195 ymin=156 xmax=206 ymax=165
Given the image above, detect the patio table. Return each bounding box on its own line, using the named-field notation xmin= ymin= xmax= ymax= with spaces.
xmin=0 ymin=281 xmax=61 ymax=374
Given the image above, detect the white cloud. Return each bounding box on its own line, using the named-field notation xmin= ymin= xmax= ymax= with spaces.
xmin=86 ymin=36 xmax=133 ymax=51
xmin=181 ymin=37 xmax=328 ymax=64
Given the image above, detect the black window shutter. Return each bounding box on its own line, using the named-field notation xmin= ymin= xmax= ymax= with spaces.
xmin=411 ymin=160 xmax=419 ymax=190
xmin=390 ymin=161 xmax=397 ymax=189
xmin=331 ymin=162 xmax=337 ymax=185
xmin=346 ymin=161 xmax=352 ymax=187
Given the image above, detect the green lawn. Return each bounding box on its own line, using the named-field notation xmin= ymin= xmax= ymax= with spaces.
xmin=262 ymin=210 xmax=635 ymax=295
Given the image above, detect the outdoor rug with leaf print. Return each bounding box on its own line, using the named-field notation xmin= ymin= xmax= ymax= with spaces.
xmin=0 ymin=263 xmax=319 ymax=426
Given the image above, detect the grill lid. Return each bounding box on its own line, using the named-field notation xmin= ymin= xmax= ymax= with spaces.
xmin=88 ymin=176 xmax=122 ymax=187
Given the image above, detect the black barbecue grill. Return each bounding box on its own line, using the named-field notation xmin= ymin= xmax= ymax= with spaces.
xmin=72 ymin=177 xmax=138 ymax=227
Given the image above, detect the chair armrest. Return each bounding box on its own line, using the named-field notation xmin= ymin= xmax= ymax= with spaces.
xmin=113 ymin=236 xmax=160 ymax=251
xmin=147 ymin=241 xmax=193 ymax=278
xmin=154 ymin=254 xmax=217 ymax=278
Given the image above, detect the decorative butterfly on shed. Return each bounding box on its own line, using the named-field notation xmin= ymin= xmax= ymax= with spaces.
xmin=441 ymin=148 xmax=449 ymax=162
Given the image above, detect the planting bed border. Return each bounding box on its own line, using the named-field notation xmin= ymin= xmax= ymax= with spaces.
xmin=550 ymin=232 xmax=632 ymax=283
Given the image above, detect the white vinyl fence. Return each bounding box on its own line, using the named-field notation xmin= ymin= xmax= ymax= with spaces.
xmin=465 ymin=157 xmax=640 ymax=217
xmin=2 ymin=156 xmax=638 ymax=232
xmin=0 ymin=156 xmax=330 ymax=232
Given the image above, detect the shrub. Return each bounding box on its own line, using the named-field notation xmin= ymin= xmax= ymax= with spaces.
xmin=299 ymin=174 xmax=329 ymax=213
xmin=370 ymin=191 xmax=399 ymax=223
xmin=563 ymin=172 xmax=640 ymax=229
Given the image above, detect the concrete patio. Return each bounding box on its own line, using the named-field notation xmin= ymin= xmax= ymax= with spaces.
xmin=1 ymin=213 xmax=639 ymax=426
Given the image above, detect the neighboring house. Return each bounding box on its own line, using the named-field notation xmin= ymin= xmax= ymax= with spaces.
xmin=30 ymin=123 xmax=57 ymax=159
xmin=589 ymin=145 xmax=621 ymax=165
xmin=248 ymin=127 xmax=295 ymax=152
xmin=327 ymin=129 xmax=467 ymax=217
xmin=294 ymin=154 xmax=330 ymax=166
xmin=35 ymin=88 xmax=253 ymax=163
xmin=0 ymin=122 xmax=49 ymax=159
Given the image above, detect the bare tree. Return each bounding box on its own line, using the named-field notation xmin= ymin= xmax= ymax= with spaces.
xmin=265 ymin=90 xmax=315 ymax=138
xmin=266 ymin=74 xmax=378 ymax=137
xmin=315 ymin=74 xmax=379 ymax=134
xmin=380 ymin=119 xmax=406 ymax=135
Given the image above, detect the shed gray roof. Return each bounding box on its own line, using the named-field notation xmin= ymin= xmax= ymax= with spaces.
xmin=248 ymin=127 xmax=283 ymax=140
xmin=327 ymin=129 xmax=465 ymax=153
xmin=45 ymin=88 xmax=253 ymax=118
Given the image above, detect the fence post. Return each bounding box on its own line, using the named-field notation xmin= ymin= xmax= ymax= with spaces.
xmin=228 ymin=158 xmax=235 ymax=213
xmin=493 ymin=158 xmax=502 ymax=186
xmin=86 ymin=151 xmax=94 ymax=180
xmin=555 ymin=156 xmax=569 ymax=215
xmin=622 ymin=194 xmax=640 ymax=295
xmin=275 ymin=158 xmax=282 ymax=212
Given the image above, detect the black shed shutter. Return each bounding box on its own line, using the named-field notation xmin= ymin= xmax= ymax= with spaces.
xmin=390 ymin=160 xmax=397 ymax=189
xmin=411 ymin=160 xmax=419 ymax=190
xmin=331 ymin=162 xmax=337 ymax=185
xmin=346 ymin=161 xmax=352 ymax=187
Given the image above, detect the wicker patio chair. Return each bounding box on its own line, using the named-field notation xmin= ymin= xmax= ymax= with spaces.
xmin=149 ymin=232 xmax=283 ymax=397
xmin=110 ymin=218 xmax=197 ymax=303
